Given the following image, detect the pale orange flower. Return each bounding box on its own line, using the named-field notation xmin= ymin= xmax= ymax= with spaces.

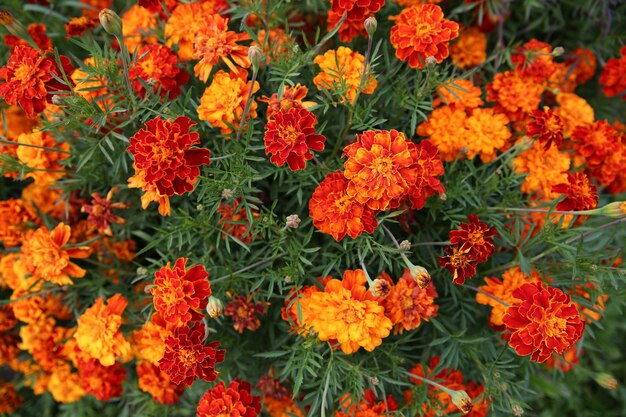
xmin=433 ymin=78 xmax=484 ymax=109
xmin=133 ymin=314 xmax=171 ymax=365
xmin=449 ymin=26 xmax=487 ymax=69
xmin=417 ymin=105 xmax=468 ymax=161
xmin=513 ymin=140 xmax=571 ymax=199
xmin=14 ymin=130 xmax=68 ymax=184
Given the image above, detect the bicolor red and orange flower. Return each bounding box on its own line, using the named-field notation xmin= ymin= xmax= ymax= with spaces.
xmin=128 ymin=44 xmax=189 ymax=99
xmin=600 ymin=45 xmax=626 ymax=100
xmin=224 ymin=292 xmax=268 ymax=333
xmin=527 ymin=107 xmax=564 ymax=149
xmin=552 ymin=172 xmax=598 ymax=211
xmin=197 ymin=379 xmax=261 ymax=417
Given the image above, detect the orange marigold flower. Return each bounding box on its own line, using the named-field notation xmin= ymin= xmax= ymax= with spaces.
xmin=511 ymin=39 xmax=557 ymax=83
xmin=127 ymin=115 xmax=211 ymax=213
xmin=476 ymin=267 xmax=543 ymax=328
xmin=433 ymin=78 xmax=484 ymax=109
xmin=390 ymin=4 xmax=459 ymax=69
xmin=197 ymin=379 xmax=262 ymax=417
xmin=313 ymin=47 xmax=377 ymax=104
xmin=74 ymin=293 xmax=132 ymax=366
xmin=81 ymin=187 xmax=129 ymax=236
xmin=336 ymin=389 xmax=398 ymax=417
xmin=449 ymin=26 xmax=487 ymax=69
xmin=224 ymin=292 xmax=269 ymax=333
xmin=600 ymin=45 xmax=626 ymax=100
xmin=527 ymin=106 xmax=564 ymax=149
xmin=254 ymin=28 xmax=294 ymax=64
xmin=151 ymin=258 xmax=211 ymax=328
xmin=122 ymin=5 xmax=158 ymax=52
xmin=503 ymin=282 xmax=585 ymax=363
xmin=65 ymin=11 xmax=100 ymax=39
xmin=10 ymin=286 xmax=71 ymax=324
xmin=299 ymin=269 xmax=392 ymax=354
xmin=0 ymin=198 xmax=37 ymax=247
xmin=192 ymin=13 xmax=250 ymax=82
xmin=416 ymin=105 xmax=468 ymax=161
xmin=264 ymin=107 xmax=326 ymax=171
xmin=565 ymin=48 xmax=596 ymax=85
xmin=554 ymin=92 xmax=594 ymax=138
xmin=281 ymin=284 xmax=319 ymax=331
xmin=1 ymin=105 xmax=38 ymax=139
xmin=543 ymin=345 xmax=582 ymax=373
xmin=486 ymin=70 xmax=545 ymax=121
xmin=0 ymin=45 xmax=74 ymax=118
xmin=47 ymin=362 xmax=86 ymax=403
xmin=383 ymin=269 xmax=438 ymax=334
xmin=261 ymin=83 xmax=316 ymax=120
xmin=572 ymin=282 xmax=607 ymax=323
xmin=129 ymin=44 xmax=189 ymax=99
xmin=217 ymin=198 xmax=259 ymax=244
xmin=513 ymin=140 xmax=571 ymax=200
xmin=75 ymin=347 xmax=126 ymax=401
xmin=133 ymin=313 xmax=171 ymax=365
xmin=20 ymin=223 xmax=91 ymax=285
xmin=158 ymin=322 xmax=225 ymax=387
xmin=463 ymin=107 xmax=511 ymax=162
xmin=0 ymin=381 xmax=23 ymax=414
xmin=343 ymin=129 xmax=418 ymax=211
xmin=572 ymin=121 xmax=623 ymax=170
xmin=18 ymin=317 xmax=71 ymax=372
xmin=328 ymin=0 xmax=384 ymax=42
xmin=4 ymin=23 xmax=51 ymax=51
xmin=0 ymin=305 xmax=17 ymax=331
xmin=438 ymin=245 xmax=477 ymax=285
xmin=14 ymin=130 xmax=69 ymax=184
xmin=197 ymin=69 xmax=259 ymax=135
xmin=552 ymin=172 xmax=598 ymax=212
xmin=449 ymin=215 xmax=498 ymax=262
xmin=137 ymin=361 xmax=184 ymax=405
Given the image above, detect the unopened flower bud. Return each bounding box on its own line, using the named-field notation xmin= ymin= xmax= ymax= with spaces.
xmin=369 ymin=376 xmax=379 ymax=385
xmin=0 ymin=10 xmax=15 ymax=25
xmin=221 ymin=188 xmax=234 ymax=200
xmin=206 ymin=296 xmax=224 ymax=318
xmin=511 ymin=404 xmax=524 ymax=417
xmin=399 ymin=240 xmax=411 ymax=251
xmin=370 ymin=278 xmax=391 ymax=298
xmin=0 ymin=10 xmax=29 ymax=40
xmin=599 ymin=201 xmax=626 ymax=218
xmin=99 ymin=8 xmax=122 ymax=37
xmin=248 ymin=46 xmax=263 ymax=72
xmin=364 ymin=16 xmax=377 ymax=37
xmin=410 ymin=265 xmax=431 ymax=288
xmin=450 ymin=390 xmax=472 ymax=414
xmin=439 ymin=193 xmax=447 ymax=201
xmin=519 ymin=136 xmax=534 ymax=150
xmin=284 ymin=275 xmax=292 ymax=284
xmin=51 ymin=95 xmax=64 ymax=106
xmin=553 ymin=46 xmax=565 ymax=56
xmin=196 ymin=203 xmax=204 ymax=212
xmin=595 ymin=373 xmax=618 ymax=390
xmin=286 ymin=214 xmax=301 ymax=228
xmin=425 ymin=56 xmax=438 ymax=68
xmin=143 ymin=284 xmax=154 ymax=294
xmin=136 ymin=267 xmax=148 ymax=277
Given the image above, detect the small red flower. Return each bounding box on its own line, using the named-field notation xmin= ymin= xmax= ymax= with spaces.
xmin=129 ymin=44 xmax=189 ymax=99
xmin=159 ymin=322 xmax=225 ymax=387
xmin=81 ymin=187 xmax=130 ymax=236
xmin=151 ymin=258 xmax=212 ymax=328
xmin=503 ymin=282 xmax=585 ymax=363
xmin=448 ymin=215 xmax=498 ymax=263
xmin=4 ymin=23 xmax=51 ymax=51
xmin=224 ymin=292 xmax=269 ymax=333
xmin=438 ymin=246 xmax=477 ymax=285
xmin=65 ymin=11 xmax=100 ymax=39
xmin=527 ymin=107 xmax=564 ymax=150
xmin=600 ymin=45 xmax=626 ymax=100
xmin=552 ymin=172 xmax=598 ymax=211
xmin=217 ymin=198 xmax=259 ymax=244
xmin=197 ymin=379 xmax=262 ymax=417
xmin=264 ymin=107 xmax=326 ymax=171
xmin=406 ymin=140 xmax=446 ymax=210
xmin=75 ymin=347 xmax=127 ymax=401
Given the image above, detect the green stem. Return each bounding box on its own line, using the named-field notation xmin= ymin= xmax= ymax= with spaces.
xmin=235 ymin=68 xmax=258 ymax=141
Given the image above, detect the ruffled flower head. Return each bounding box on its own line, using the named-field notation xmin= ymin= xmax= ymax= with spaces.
xmin=486 ymin=70 xmax=545 ymax=121
xmin=224 ymin=292 xmax=269 ymax=333
xmin=197 ymin=379 xmax=261 ymax=417
xmin=137 ymin=361 xmax=184 ymax=405
xmin=600 ymin=45 xmax=626 ymax=100
xmin=438 ymin=245 xmax=477 ymax=285
xmin=511 ymin=39 xmax=557 ymax=83
xmin=449 ymin=26 xmax=487 ymax=69
xmin=449 ymin=215 xmax=498 ymax=263
xmin=328 ymin=0 xmax=385 ymax=42
xmin=14 ymin=130 xmax=69 ymax=184
xmin=552 ymin=172 xmax=598 ymax=211
xmin=81 ymin=187 xmax=129 ymax=236
xmin=261 ymin=83 xmax=316 ymax=120
xmin=527 ymin=106 xmax=564 ymax=149
xmin=128 ymin=44 xmax=189 ymax=99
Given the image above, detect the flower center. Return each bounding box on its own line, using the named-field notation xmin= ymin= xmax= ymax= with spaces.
xmin=467 ymin=230 xmax=485 ymax=245
xmin=545 ymin=115 xmax=562 ymax=134
xmin=177 ymin=348 xmax=197 ymax=368
xmin=334 ymin=194 xmax=352 ymax=214
xmin=371 ymin=155 xmax=393 ymax=175
xmin=279 ymin=125 xmax=300 ymax=146
xmin=14 ymin=63 xmax=36 ymax=84
xmin=415 ymin=23 xmax=433 ymax=37
xmin=542 ymin=315 xmax=567 ymax=338
xmin=341 ymin=305 xmax=364 ymax=324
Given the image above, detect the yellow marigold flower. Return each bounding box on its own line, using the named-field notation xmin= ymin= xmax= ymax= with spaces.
xmin=464 ymin=107 xmax=511 ymax=162
xmin=20 ymin=223 xmax=91 ymax=286
xmin=513 ymin=140 xmax=571 ymax=199
xmin=299 ymin=270 xmax=392 ymax=354
xmin=554 ymin=92 xmax=595 ymax=138
xmin=417 ymin=105 xmax=468 ymax=161
xmin=165 ymin=2 xmax=226 ymax=61
xmin=486 ymin=70 xmax=545 ymax=121
xmin=122 ymin=5 xmax=157 ymax=52
xmin=14 ymin=130 xmax=68 ymax=185
xmin=48 ymin=362 xmax=86 ymax=403
xmin=313 ymin=47 xmax=377 ymax=104
xmin=433 ymin=78 xmax=484 ymax=109
xmin=449 ymin=26 xmax=487 ymax=69
xmin=74 ymin=293 xmax=132 ymax=366
xmin=197 ymin=69 xmax=259 ymax=135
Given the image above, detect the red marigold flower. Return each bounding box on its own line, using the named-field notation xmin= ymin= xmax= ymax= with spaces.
xmin=65 ymin=11 xmax=100 ymax=39
xmin=137 ymin=361 xmax=184 ymax=405
xmin=503 ymin=282 xmax=585 ymax=363
xmin=328 ymin=0 xmax=384 ymax=42
xmin=264 ymin=107 xmax=326 ymax=171
xmin=309 ymin=171 xmax=378 ymax=241
xmin=486 ymin=70 xmax=545 ymax=121
xmin=390 ymin=4 xmax=459 ymax=69
xmin=572 ymin=121 xmax=623 ymax=169
xmin=438 ymin=246 xmax=477 ymax=285
xmin=75 ymin=347 xmax=126 ymax=401
xmin=565 ymin=48 xmax=597 ymax=86
xmin=159 ymin=322 xmax=225 ymax=387
xmin=127 ymin=115 xmax=211 ymax=202
xmin=600 ymin=45 xmax=626 ymax=100
xmin=197 ymin=379 xmax=262 ymax=417
xmin=0 ymin=45 xmax=74 ymax=118
xmin=527 ymin=107 xmax=564 ymax=150
xmin=552 ymin=172 xmax=598 ymax=212
xmin=128 ymin=44 xmax=189 ymax=99
xmin=224 ymin=292 xmax=269 ymax=333
xmin=0 ymin=381 xmax=23 ymax=414
xmin=337 ymin=389 xmax=398 ymax=417
xmin=260 ymin=83 xmax=316 ymax=121
xmin=4 ymin=23 xmax=52 ymax=51
xmin=405 ymin=139 xmax=446 ymax=209
xmin=511 ymin=39 xmax=557 ymax=83
xmin=217 ymin=198 xmax=259 ymax=244
xmin=151 ymin=258 xmax=211 ymax=329
xmin=81 ymin=187 xmax=129 ymax=236
xmin=449 ymin=215 xmax=498 ymax=263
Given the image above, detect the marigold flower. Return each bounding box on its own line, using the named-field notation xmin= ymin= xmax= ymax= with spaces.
xmin=224 ymin=292 xmax=269 ymax=333
xmin=600 ymin=45 xmax=626 ymax=100
xmin=327 ymin=0 xmax=385 ymax=42
xmin=449 ymin=26 xmax=487 ymax=69
xmin=81 ymin=187 xmax=129 ymax=236
xmin=281 ymin=284 xmax=321 ymax=332
xmin=20 ymin=223 xmax=91 ymax=286
xmin=129 ymin=44 xmax=189 ymax=99
xmin=0 ymin=381 xmax=23 ymax=414
xmin=65 ymin=11 xmax=99 ymax=39
xmin=217 ymin=198 xmax=259 ymax=244
xmin=543 ymin=345 xmax=581 ymax=373
xmin=554 ymin=92 xmax=594 ymax=138
xmin=10 ymin=285 xmax=71 ymax=324
xmin=300 ymin=269 xmax=392 ymax=354
xmin=264 ymin=107 xmax=326 ymax=171
xmin=390 ymin=4 xmax=459 ymax=69
xmin=503 ymin=282 xmax=585 ymax=363
xmin=476 ymin=267 xmax=543 ymax=328
xmin=313 ymin=47 xmax=377 ymax=104
xmin=486 ymin=70 xmax=545 ymax=121
xmin=449 ymin=215 xmax=498 ymax=262
xmin=552 ymin=172 xmax=598 ymax=212
xmin=417 ymin=105 xmax=468 ymax=161
xmin=565 ymin=48 xmax=597 ymax=85
xmin=463 ymin=107 xmax=511 ymax=162
xmin=254 ymin=28 xmax=294 ymax=64
xmin=151 ymin=258 xmax=211 ymax=328
xmin=337 ymin=389 xmax=398 ymax=417
xmin=75 ymin=348 xmax=126 ymax=401
xmin=513 ymin=140 xmax=571 ymax=200
xmin=527 ymin=106 xmax=564 ymax=149
xmin=47 ymin=362 xmax=86 ymax=403
xmin=1 ymin=105 xmax=38 ymax=139
xmin=74 ymin=293 xmax=132 ymax=366
xmin=133 ymin=313 xmax=171 ymax=365
xmin=433 ymin=78 xmax=484 ymax=109
xmin=572 ymin=282 xmax=608 ymax=323
xmin=438 ymin=245 xmax=478 ymax=285
xmin=511 ymin=39 xmax=557 ymax=83
xmin=13 ymin=130 xmax=69 ymax=184
xmin=18 ymin=317 xmax=70 ymax=372
xmin=159 ymin=322 xmax=225 ymax=387
xmin=383 ymin=269 xmax=438 ymax=334
xmin=4 ymin=23 xmax=51 ymax=51
xmin=197 ymin=379 xmax=262 ymax=417
xmin=0 ymin=198 xmax=37 ymax=247
xmin=198 ymin=69 xmax=260 ymax=135
xmin=137 ymin=361 xmax=184 ymax=405
xmin=122 ymin=5 xmax=157 ymax=52
xmin=572 ymin=121 xmax=622 ymax=170
xmin=260 ymin=84 xmax=316 ymax=120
